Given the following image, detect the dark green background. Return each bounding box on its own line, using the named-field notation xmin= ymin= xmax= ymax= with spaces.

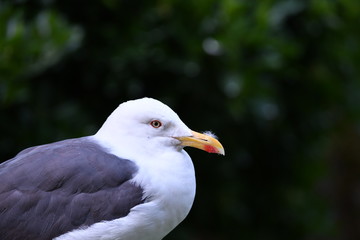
xmin=1 ymin=0 xmax=360 ymax=239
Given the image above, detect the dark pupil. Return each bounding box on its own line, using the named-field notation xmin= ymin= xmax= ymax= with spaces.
xmin=153 ymin=121 xmax=160 ymax=127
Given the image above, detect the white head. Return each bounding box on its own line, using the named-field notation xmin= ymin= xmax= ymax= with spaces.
xmin=95 ymin=97 xmax=224 ymax=157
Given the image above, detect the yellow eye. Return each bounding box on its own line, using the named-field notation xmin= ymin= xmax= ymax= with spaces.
xmin=150 ymin=120 xmax=162 ymax=128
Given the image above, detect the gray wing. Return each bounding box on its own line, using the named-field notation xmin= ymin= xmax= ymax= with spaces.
xmin=0 ymin=138 xmax=145 ymax=240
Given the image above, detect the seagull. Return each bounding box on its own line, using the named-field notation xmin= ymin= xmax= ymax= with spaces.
xmin=0 ymin=97 xmax=224 ymax=240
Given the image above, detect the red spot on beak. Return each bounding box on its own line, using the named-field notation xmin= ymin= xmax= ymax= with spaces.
xmin=204 ymin=145 xmax=218 ymax=153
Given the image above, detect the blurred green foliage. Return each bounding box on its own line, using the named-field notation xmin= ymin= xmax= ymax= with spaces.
xmin=1 ymin=0 xmax=360 ymax=239
xmin=0 ymin=2 xmax=83 ymax=103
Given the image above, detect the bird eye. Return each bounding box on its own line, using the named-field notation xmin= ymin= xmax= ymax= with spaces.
xmin=150 ymin=120 xmax=162 ymax=128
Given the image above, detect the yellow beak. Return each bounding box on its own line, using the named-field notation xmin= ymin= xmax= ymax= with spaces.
xmin=176 ymin=131 xmax=225 ymax=155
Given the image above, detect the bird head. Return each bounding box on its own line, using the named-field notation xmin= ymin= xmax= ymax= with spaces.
xmin=96 ymin=97 xmax=225 ymax=156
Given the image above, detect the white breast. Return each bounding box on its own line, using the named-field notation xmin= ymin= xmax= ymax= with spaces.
xmin=55 ymin=139 xmax=196 ymax=240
